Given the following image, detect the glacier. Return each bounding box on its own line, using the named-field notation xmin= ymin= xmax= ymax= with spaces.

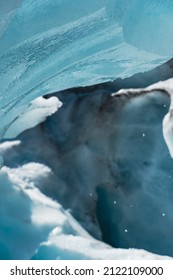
xmin=1 ymin=0 xmax=173 ymax=260
xmin=0 ymin=157 xmax=170 ymax=260
xmin=0 ymin=0 xmax=173 ymax=138
xmin=1 ymin=81 xmax=173 ymax=259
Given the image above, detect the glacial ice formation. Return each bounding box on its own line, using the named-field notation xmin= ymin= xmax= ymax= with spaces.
xmin=1 ymin=0 xmax=173 ymax=260
xmin=0 ymin=140 xmax=171 ymax=260
xmin=0 ymin=0 xmax=173 ymax=138
xmin=3 ymin=96 xmax=62 ymax=139
xmin=112 ymin=78 xmax=173 ymax=158
xmin=1 ymin=81 xmax=173 ymax=259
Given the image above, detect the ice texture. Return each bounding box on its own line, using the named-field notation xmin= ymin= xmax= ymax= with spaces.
xmin=0 ymin=0 xmax=173 ymax=138
xmin=3 ymin=96 xmax=62 ymax=139
xmin=112 ymin=78 xmax=173 ymax=158
xmin=0 ymin=141 xmax=171 ymax=260
xmin=108 ymin=0 xmax=173 ymax=56
xmin=1 ymin=0 xmax=173 ymax=260
xmin=1 ymin=82 xmax=173 ymax=258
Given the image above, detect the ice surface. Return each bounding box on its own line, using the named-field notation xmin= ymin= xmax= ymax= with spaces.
xmin=1 ymin=82 xmax=173 ymax=258
xmin=1 ymin=0 xmax=173 ymax=260
xmin=37 ymin=89 xmax=173 ymax=257
xmin=0 ymin=0 xmax=172 ymax=138
xmin=0 ymin=162 xmax=66 ymax=259
xmin=112 ymin=78 xmax=173 ymax=158
xmin=0 ymin=141 xmax=171 ymax=260
xmin=32 ymin=227 xmax=171 ymax=260
xmin=3 ymin=96 xmax=62 ymax=139
xmin=108 ymin=0 xmax=173 ymax=56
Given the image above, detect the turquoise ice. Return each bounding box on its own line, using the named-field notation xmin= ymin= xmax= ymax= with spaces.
xmin=0 ymin=0 xmax=173 ymax=136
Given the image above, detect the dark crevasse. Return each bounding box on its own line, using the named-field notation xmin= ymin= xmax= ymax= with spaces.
xmin=48 ymin=88 xmax=173 ymax=257
xmin=2 ymin=65 xmax=173 ymax=257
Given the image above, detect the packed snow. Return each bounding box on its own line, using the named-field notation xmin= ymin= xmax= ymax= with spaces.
xmin=0 ymin=142 xmax=171 ymax=260
xmin=3 ymin=96 xmax=62 ymax=139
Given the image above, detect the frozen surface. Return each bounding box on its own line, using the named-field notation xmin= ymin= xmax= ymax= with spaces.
xmin=32 ymin=227 xmax=170 ymax=260
xmin=108 ymin=0 xmax=173 ymax=56
xmin=1 ymin=0 xmax=173 ymax=260
xmin=112 ymin=78 xmax=173 ymax=158
xmin=0 ymin=0 xmax=173 ymax=137
xmin=1 ymin=79 xmax=173 ymax=258
xmin=3 ymin=96 xmax=62 ymax=139
xmin=0 ymin=162 xmax=67 ymax=259
xmin=0 ymin=142 xmax=171 ymax=260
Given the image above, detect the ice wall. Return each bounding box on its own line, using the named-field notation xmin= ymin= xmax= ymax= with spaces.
xmin=2 ymin=85 xmax=173 ymax=257
xmin=108 ymin=0 xmax=173 ymax=56
xmin=0 ymin=0 xmax=173 ymax=138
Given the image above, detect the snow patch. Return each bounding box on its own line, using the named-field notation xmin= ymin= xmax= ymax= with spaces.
xmin=3 ymin=96 xmax=62 ymax=139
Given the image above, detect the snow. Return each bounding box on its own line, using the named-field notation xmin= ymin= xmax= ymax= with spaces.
xmin=112 ymin=78 xmax=173 ymax=158
xmin=3 ymin=96 xmax=62 ymax=139
xmin=1 ymin=82 xmax=173 ymax=259
xmin=0 ymin=141 xmax=171 ymax=260
xmin=32 ymin=227 xmax=171 ymax=260
xmin=149 ymin=79 xmax=173 ymax=158
xmin=0 ymin=163 xmax=66 ymax=259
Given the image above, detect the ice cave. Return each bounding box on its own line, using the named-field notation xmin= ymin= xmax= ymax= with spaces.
xmin=0 ymin=0 xmax=173 ymax=260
